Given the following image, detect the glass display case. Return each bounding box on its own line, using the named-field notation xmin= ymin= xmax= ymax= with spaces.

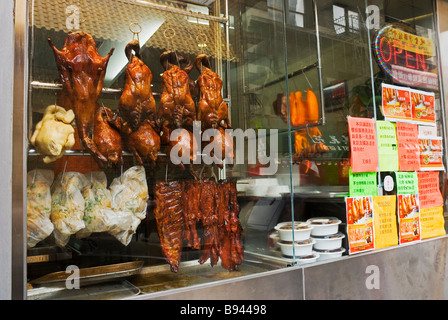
xmin=19 ymin=0 xmax=447 ymax=300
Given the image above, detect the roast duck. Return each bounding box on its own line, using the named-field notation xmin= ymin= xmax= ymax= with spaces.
xmin=48 ymin=31 xmax=119 ymax=168
xmin=157 ymin=51 xmax=196 ymax=143
xmin=154 ymin=178 xmax=243 ymax=272
xmin=117 ymin=40 xmax=160 ymax=165
xmin=157 ymin=51 xmax=198 ymax=169
xmin=195 ymin=54 xmax=234 ymax=167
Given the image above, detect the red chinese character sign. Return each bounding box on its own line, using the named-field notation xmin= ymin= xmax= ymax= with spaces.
xmin=348 ymin=117 xmax=378 ymax=173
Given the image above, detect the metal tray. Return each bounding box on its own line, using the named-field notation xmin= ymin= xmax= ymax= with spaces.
xmin=129 ymin=254 xmax=284 ymax=294
xmin=30 ymin=261 xmax=143 ymax=287
xmin=27 ymin=280 xmax=140 ymax=300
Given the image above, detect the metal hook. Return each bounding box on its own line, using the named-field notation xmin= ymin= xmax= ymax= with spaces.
xmin=129 ymin=22 xmax=142 ymax=43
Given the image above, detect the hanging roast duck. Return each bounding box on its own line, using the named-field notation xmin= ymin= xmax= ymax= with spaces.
xmin=48 ymin=31 xmax=115 ymax=167
xmin=118 ymin=40 xmax=160 ymax=165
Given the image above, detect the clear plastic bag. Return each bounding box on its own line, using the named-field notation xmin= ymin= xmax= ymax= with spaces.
xmin=108 ymin=166 xmax=149 ymax=245
xmin=26 ymin=169 xmax=55 ymax=248
xmin=51 ymin=172 xmax=89 ymax=247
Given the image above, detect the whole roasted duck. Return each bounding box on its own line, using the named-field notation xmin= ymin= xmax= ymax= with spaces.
xmin=118 ymin=40 xmax=157 ymax=131
xmin=154 ymin=180 xmax=185 ymax=273
xmin=157 ymin=51 xmax=196 ymax=144
xmin=48 ymin=31 xmax=114 ymax=167
xmin=195 ymin=54 xmax=231 ymax=131
xmin=93 ymin=105 xmax=123 ymax=166
xmin=117 ymin=40 xmax=160 ymax=165
xmin=166 ymin=129 xmax=198 ymax=170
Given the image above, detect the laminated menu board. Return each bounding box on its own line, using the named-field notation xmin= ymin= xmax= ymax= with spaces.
xmin=381 ymin=83 xmax=412 ymax=122
xmin=396 ymin=122 xmax=420 ymax=172
xmin=396 ymin=172 xmax=421 ymax=244
xmin=373 ymin=196 xmax=398 ymax=250
xmin=348 ymin=117 xmax=379 ymax=173
xmin=376 ymin=121 xmax=399 ymax=172
xmin=346 ymin=196 xmax=375 ymax=254
xmin=411 ymin=89 xmax=436 ymax=126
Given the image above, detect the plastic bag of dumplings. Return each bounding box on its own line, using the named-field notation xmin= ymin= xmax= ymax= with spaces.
xmin=26 ymin=169 xmax=55 ymax=248
xmin=51 ymin=172 xmax=89 ymax=247
xmin=108 ymin=166 xmax=149 ymax=246
xmin=76 ymin=171 xmax=136 ymax=246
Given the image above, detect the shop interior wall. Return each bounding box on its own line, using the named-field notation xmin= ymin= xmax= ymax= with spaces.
xmin=0 ymin=0 xmax=15 ymax=300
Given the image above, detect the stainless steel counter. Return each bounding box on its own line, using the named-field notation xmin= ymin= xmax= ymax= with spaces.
xmin=128 ymin=236 xmax=448 ymax=300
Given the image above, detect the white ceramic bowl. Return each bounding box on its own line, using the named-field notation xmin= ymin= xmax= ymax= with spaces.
xmin=314 ymin=247 xmax=346 ymax=261
xmin=274 ymin=222 xmax=313 ymax=242
xmin=312 ymin=232 xmax=346 ymax=251
xmin=295 ymin=252 xmax=320 ymax=265
xmin=307 ymin=217 xmax=342 ymax=236
xmin=278 ymin=239 xmax=315 ymax=257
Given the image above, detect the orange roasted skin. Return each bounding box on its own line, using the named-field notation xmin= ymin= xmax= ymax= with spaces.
xmin=154 ymin=180 xmax=185 ymax=273
xmin=158 ymin=51 xmax=196 ymax=145
xmin=305 ymin=88 xmax=319 ymax=123
xmin=118 ymin=40 xmax=157 ymax=132
xmin=48 ymin=31 xmax=114 ymax=167
xmin=93 ymin=105 xmax=123 ymax=167
xmin=196 ymin=54 xmax=231 ymax=131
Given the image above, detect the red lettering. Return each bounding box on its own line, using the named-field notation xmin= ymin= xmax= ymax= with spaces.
xmin=416 ymin=49 xmax=426 ymax=71
xmin=380 ymin=37 xmax=392 ymax=62
xmin=405 ymin=44 xmax=416 ymax=69
xmin=393 ymin=40 xmax=404 ymax=64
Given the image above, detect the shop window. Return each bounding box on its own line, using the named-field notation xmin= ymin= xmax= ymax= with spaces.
xmin=268 ymin=0 xmax=305 ymax=27
xmin=333 ymin=5 xmax=360 ymax=34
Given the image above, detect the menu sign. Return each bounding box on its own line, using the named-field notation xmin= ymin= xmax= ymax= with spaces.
xmin=346 ymin=196 xmax=375 ymax=254
xmin=411 ymin=90 xmax=435 ymax=125
xmin=376 ymin=121 xmax=399 ymax=172
xmin=417 ymin=171 xmax=445 ymax=239
xmin=348 ymin=117 xmax=379 ymax=173
xmin=396 ymin=122 xmax=420 ymax=171
xmin=381 ymin=84 xmax=411 ymax=122
xmin=420 ymin=207 xmax=445 ymax=239
xmin=373 ymin=196 xmax=398 ymax=250
xmin=349 ymin=169 xmax=378 ymax=197
xmin=396 ymin=172 xmax=420 ymax=244
xmin=381 ymin=84 xmax=437 ymax=126
xmin=418 ymin=137 xmax=444 ymax=171
xmin=417 ymin=171 xmax=443 ymax=208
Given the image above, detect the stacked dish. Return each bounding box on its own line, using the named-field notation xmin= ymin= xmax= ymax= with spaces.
xmin=307 ymin=217 xmax=346 ymax=261
xmin=274 ymin=221 xmax=319 ymax=264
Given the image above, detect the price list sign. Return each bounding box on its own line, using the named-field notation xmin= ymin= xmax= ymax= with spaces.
xmin=348 ymin=117 xmax=379 ymax=173
xmin=396 ymin=122 xmax=420 ymax=172
xmin=396 ymin=172 xmax=420 ymax=244
xmin=376 ymin=121 xmax=399 ymax=172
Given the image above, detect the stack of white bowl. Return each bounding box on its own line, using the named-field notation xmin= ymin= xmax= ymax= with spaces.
xmin=274 ymin=221 xmax=320 ymax=264
xmin=307 ymin=217 xmax=346 ymax=261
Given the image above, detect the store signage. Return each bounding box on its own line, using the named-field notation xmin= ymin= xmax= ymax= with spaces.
xmin=395 ymin=172 xmax=420 ymax=244
xmin=348 ymin=117 xmax=379 ymax=173
xmin=373 ymin=196 xmax=398 ymax=250
xmin=396 ymin=122 xmax=420 ymax=172
xmin=374 ymin=25 xmax=438 ymax=90
xmin=346 ymin=196 xmax=375 ymax=254
xmin=381 ymin=83 xmax=436 ymax=126
xmin=376 ymin=121 xmax=399 ymax=172
xmin=349 ymin=169 xmax=378 ymax=197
